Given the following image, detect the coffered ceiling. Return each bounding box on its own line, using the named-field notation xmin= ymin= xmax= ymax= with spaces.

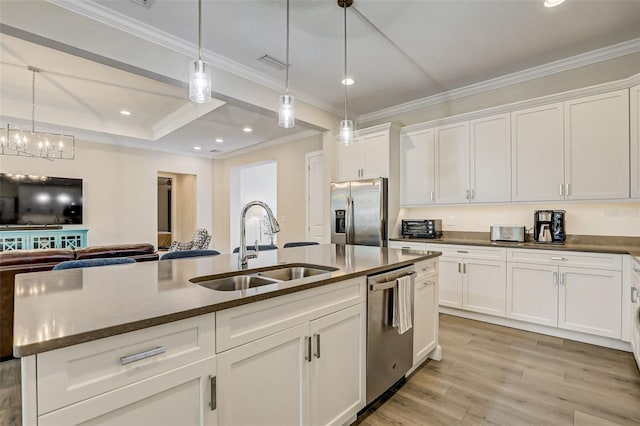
xmin=0 ymin=0 xmax=639 ymax=157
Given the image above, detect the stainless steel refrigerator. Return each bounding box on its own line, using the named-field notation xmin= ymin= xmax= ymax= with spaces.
xmin=330 ymin=177 xmax=388 ymax=247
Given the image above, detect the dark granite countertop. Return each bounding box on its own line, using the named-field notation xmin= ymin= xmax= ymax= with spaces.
xmin=13 ymin=244 xmax=439 ymax=357
xmin=391 ymin=232 xmax=640 ymax=258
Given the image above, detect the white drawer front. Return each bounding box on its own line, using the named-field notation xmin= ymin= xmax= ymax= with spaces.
xmin=37 ymin=313 xmax=216 ymax=415
xmin=415 ymin=259 xmax=438 ymax=278
xmin=388 ymin=241 xmax=429 ymax=251
xmin=216 ymin=277 xmax=366 ymax=353
xmin=507 ymin=249 xmax=622 ymax=270
xmin=428 ymin=244 xmax=507 ymax=261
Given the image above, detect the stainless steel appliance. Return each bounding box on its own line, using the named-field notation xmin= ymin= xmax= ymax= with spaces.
xmin=366 ymin=265 xmax=415 ymax=404
xmin=534 ymin=210 xmax=566 ymax=244
xmin=401 ymin=219 xmax=442 ymax=239
xmin=331 ymin=178 xmax=387 ymax=247
xmin=490 ymin=225 xmax=526 ymax=242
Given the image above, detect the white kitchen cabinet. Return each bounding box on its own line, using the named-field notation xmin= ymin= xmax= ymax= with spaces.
xmin=463 ymin=259 xmax=507 ymax=317
xmin=469 ymin=113 xmax=511 ymax=203
xmin=507 ymin=250 xmax=623 ymax=339
xmin=388 ymin=240 xmax=429 ymax=251
xmin=435 ymin=122 xmax=470 ymax=204
xmin=413 ymin=260 xmax=438 ymax=366
xmin=631 ymin=84 xmax=640 ymax=199
xmin=336 ymin=125 xmax=393 ymax=181
xmin=438 ymin=257 xmax=463 ymax=308
xmin=563 ymin=90 xmax=629 ymax=200
xmin=400 ymin=128 xmax=435 ymax=205
xmin=511 ymin=102 xmax=565 ymax=202
xmin=507 ymin=262 xmax=559 ymax=327
xmin=559 ymin=267 xmax=622 ymax=338
xmin=217 ymin=303 xmax=366 ymax=426
xmin=39 ymin=356 xmax=217 ymax=426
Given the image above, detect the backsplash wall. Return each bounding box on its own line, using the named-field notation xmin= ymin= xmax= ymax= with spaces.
xmin=396 ymin=202 xmax=640 ymax=237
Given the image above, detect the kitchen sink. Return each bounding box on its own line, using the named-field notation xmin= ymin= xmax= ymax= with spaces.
xmin=190 ymin=264 xmax=338 ymax=292
xmin=256 ymin=266 xmax=337 ymax=281
xmin=195 ymin=275 xmax=279 ymax=291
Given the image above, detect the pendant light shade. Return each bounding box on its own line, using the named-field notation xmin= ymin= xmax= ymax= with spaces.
xmin=338 ymin=0 xmax=353 ymax=146
xmin=189 ymin=59 xmax=211 ymax=103
xmin=189 ymin=0 xmax=211 ymax=103
xmin=279 ymin=0 xmax=295 ymax=128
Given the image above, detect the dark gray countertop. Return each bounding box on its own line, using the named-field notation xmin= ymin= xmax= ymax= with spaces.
xmin=13 ymin=244 xmax=440 ymax=357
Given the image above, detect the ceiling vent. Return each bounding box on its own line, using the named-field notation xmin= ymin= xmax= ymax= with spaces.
xmin=209 ymin=149 xmax=223 ymax=153
xmin=257 ymin=55 xmax=287 ymax=71
xmin=130 ymin=0 xmax=155 ymax=8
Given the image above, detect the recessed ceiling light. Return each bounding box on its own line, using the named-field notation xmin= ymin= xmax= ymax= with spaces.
xmin=243 ymin=127 xmax=252 ymax=133
xmin=215 ymin=138 xmax=223 ymax=143
xmin=342 ymin=78 xmax=355 ymax=86
xmin=543 ymin=0 xmax=565 ymax=7
xmin=193 ymin=146 xmax=202 ymax=151
xmin=120 ymin=110 xmax=131 ymax=116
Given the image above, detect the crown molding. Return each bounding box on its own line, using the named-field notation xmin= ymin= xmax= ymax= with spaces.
xmin=214 ymin=129 xmax=321 ymax=160
xmin=361 ymin=38 xmax=640 ymax=125
xmin=46 ymin=0 xmax=342 ymax=116
xmin=399 ymin=73 xmax=640 ymax=134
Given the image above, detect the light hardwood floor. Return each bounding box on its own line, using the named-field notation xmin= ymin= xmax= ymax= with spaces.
xmin=358 ymin=314 xmax=640 ymax=426
xmin=1 ymin=314 xmax=638 ymax=426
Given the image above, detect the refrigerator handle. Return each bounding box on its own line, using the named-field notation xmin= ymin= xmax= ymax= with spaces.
xmin=345 ymin=196 xmax=353 ymax=244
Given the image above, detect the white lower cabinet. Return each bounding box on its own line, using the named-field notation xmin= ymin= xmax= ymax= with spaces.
xmin=438 ymin=257 xmax=463 ymax=308
xmin=507 ymin=261 xmax=622 ymax=339
xmin=216 ymin=302 xmax=366 ymax=426
xmin=413 ymin=260 xmax=439 ymax=366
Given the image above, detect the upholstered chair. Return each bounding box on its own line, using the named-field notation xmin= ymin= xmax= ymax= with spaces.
xmin=52 ymin=257 xmax=136 ymax=270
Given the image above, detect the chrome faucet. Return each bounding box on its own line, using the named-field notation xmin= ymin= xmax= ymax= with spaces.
xmin=238 ymin=201 xmax=280 ymax=269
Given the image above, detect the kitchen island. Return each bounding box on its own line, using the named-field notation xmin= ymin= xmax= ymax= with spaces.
xmin=14 ymin=244 xmax=441 ymax=426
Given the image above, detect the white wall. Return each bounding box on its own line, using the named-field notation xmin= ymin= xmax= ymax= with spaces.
xmin=0 ymin=139 xmax=213 ymax=247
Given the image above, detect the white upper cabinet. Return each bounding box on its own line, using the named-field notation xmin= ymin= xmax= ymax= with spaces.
xmin=336 ymin=125 xmax=393 ymax=181
xmin=511 ymin=102 xmax=565 ymax=202
xmin=469 ymin=113 xmax=511 ymax=203
xmin=435 ymin=122 xmax=470 ymax=204
xmin=630 ymin=84 xmax=640 ymax=199
xmin=400 ymin=129 xmax=435 ymax=206
xmin=564 ymin=90 xmax=629 ymax=200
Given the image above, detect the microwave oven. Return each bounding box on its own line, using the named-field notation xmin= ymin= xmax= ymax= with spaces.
xmin=401 ymin=220 xmax=442 ymax=239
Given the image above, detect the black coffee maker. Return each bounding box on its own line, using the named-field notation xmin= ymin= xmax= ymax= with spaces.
xmin=534 ymin=210 xmax=566 ymax=244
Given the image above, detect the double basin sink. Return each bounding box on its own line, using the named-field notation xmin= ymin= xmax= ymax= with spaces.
xmin=190 ymin=263 xmax=338 ymax=291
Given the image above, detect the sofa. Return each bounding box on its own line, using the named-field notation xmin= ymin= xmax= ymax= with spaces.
xmin=0 ymin=243 xmax=158 ymax=361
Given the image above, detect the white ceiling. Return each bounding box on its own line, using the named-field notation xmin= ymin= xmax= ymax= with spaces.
xmin=1 ymin=0 xmax=639 ymax=157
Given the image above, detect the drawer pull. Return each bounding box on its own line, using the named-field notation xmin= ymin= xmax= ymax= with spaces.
xmin=551 ymin=257 xmax=566 ymax=261
xmin=457 ymin=250 xmax=468 ymax=254
xmin=120 ymin=346 xmax=166 ymax=365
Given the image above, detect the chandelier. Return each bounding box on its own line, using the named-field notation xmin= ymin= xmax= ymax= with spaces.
xmin=1 ymin=66 xmax=75 ymax=160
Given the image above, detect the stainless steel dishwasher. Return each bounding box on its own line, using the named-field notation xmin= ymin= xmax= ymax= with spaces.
xmin=366 ymin=264 xmax=415 ymax=404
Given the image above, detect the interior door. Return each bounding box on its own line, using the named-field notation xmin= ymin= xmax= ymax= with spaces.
xmin=306 ymin=152 xmax=325 ymax=243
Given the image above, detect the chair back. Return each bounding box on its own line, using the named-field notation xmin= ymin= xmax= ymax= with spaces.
xmin=232 ymin=244 xmax=278 ymax=253
xmin=53 ymin=257 xmax=136 ymax=271
xmin=160 ymin=250 xmax=221 ymax=260
xmin=283 ymin=242 xmax=320 ymax=248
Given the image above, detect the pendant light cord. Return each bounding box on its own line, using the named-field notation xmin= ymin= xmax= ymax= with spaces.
xmin=29 ymin=66 xmax=39 ymax=134
xmin=285 ymin=0 xmax=290 ymax=95
xmin=198 ymin=0 xmax=202 ymax=60
xmin=343 ymin=2 xmax=348 ymax=122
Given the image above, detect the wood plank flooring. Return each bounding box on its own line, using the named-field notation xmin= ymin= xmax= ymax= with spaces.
xmin=1 ymin=314 xmax=638 ymax=425
xmin=358 ymin=314 xmax=640 ymax=426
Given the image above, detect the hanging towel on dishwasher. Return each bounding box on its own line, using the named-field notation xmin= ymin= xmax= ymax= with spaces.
xmin=392 ymin=275 xmax=412 ymax=334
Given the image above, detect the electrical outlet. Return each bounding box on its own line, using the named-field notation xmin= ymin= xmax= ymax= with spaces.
xmin=447 ymin=215 xmax=455 ymax=226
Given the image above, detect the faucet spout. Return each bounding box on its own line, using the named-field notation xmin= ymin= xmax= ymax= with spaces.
xmin=239 ymin=201 xmax=280 ymax=269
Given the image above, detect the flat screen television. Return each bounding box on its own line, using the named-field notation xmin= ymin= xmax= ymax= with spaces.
xmin=0 ymin=174 xmax=83 ymax=225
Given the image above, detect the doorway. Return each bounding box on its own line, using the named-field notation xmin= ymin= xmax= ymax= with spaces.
xmin=306 ymin=151 xmax=324 ymax=242
xmin=157 ymin=172 xmax=196 ymax=249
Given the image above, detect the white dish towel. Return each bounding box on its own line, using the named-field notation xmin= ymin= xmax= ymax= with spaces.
xmin=392 ymin=275 xmax=413 ymax=334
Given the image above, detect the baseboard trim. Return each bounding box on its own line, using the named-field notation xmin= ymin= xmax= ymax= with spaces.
xmin=439 ymin=306 xmax=632 ymax=352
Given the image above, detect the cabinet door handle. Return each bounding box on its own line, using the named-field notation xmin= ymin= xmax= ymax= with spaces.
xmin=551 ymin=257 xmax=566 ymax=261
xmin=559 ymin=184 xmax=564 ymax=196
xmin=430 ymin=191 xmax=434 ymax=201
xmin=120 ymin=346 xmax=166 ymax=365
xmin=553 ymin=271 xmax=558 ymax=285
xmin=465 ymin=190 xmax=470 ymax=200
xmin=559 ymin=272 xmax=565 ymax=286
xmin=314 ymin=333 xmax=321 ymax=359
xmin=631 ymin=287 xmax=638 ymax=303
xmin=306 ymin=336 xmax=312 ymax=362
xmin=471 ymin=189 xmax=475 ymax=199
xmin=463 ymin=263 xmax=466 ymax=274
xmin=209 ymin=376 xmax=217 ymax=411
xmin=458 ymin=262 xmax=461 ymax=273
xmin=565 ymin=183 xmax=570 ymax=196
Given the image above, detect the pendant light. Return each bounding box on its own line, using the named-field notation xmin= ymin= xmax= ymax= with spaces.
xmin=189 ymin=0 xmax=211 ymax=103
xmin=278 ymin=0 xmax=295 ymax=128
xmin=339 ymin=0 xmax=354 ymax=146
